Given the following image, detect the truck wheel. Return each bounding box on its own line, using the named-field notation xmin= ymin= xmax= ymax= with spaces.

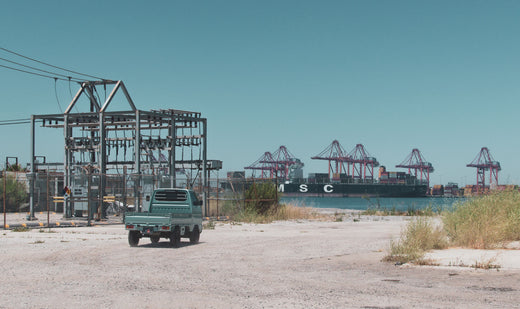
xmin=128 ymin=231 xmax=140 ymax=247
xmin=189 ymin=226 xmax=200 ymax=244
xmin=170 ymin=227 xmax=181 ymax=248
xmin=150 ymin=235 xmax=160 ymax=244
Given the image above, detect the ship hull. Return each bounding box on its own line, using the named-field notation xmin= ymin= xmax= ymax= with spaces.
xmin=278 ymin=183 xmax=428 ymax=198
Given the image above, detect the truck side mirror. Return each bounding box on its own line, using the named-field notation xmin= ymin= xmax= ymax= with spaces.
xmin=194 ymin=200 xmax=203 ymax=206
xmin=146 ymin=195 xmax=150 ymax=202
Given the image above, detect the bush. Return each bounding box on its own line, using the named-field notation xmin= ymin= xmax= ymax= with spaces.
xmin=0 ymin=174 xmax=28 ymax=212
xmin=244 ymin=181 xmax=279 ymax=215
xmin=384 ymin=217 xmax=448 ymax=264
xmin=385 ymin=190 xmax=520 ymax=264
xmin=443 ymin=189 xmax=520 ymax=248
xmin=233 ymin=203 xmax=320 ymax=224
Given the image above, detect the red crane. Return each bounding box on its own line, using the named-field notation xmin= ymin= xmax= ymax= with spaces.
xmin=244 ymin=152 xmax=276 ymax=179
xmin=311 ymin=140 xmax=349 ymax=181
xmin=345 ymin=144 xmax=379 ymax=182
xmin=396 ymin=148 xmax=434 ymax=187
xmin=259 ymin=146 xmax=301 ymax=181
xmin=467 ymin=147 xmax=501 ymax=193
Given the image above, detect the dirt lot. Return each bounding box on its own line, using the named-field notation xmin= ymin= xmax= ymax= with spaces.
xmin=1 ymin=212 xmax=519 ymax=308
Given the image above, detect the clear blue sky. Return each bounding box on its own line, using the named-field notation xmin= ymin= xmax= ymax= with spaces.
xmin=1 ymin=0 xmax=519 ymax=186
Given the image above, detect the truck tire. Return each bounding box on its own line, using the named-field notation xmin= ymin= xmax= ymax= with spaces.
xmin=170 ymin=227 xmax=181 ymax=248
xmin=128 ymin=231 xmax=140 ymax=247
xmin=189 ymin=226 xmax=200 ymax=244
xmin=150 ymin=235 xmax=160 ymax=244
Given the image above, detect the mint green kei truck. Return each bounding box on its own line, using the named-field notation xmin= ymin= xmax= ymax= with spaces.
xmin=124 ymin=188 xmax=203 ymax=247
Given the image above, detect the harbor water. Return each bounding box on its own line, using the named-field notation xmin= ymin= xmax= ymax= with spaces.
xmin=280 ymin=196 xmax=466 ymax=212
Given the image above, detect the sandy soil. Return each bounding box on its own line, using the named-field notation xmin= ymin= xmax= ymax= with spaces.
xmin=1 ymin=211 xmax=520 ymax=308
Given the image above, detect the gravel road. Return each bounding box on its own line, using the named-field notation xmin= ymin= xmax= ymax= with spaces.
xmin=1 ymin=214 xmax=519 ymax=308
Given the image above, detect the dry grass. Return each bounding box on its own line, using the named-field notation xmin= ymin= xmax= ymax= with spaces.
xmin=443 ymin=189 xmax=520 ymax=249
xmin=233 ymin=203 xmax=325 ymax=224
xmin=383 ymin=217 xmax=448 ymax=264
xmin=385 ymin=190 xmax=520 ymax=264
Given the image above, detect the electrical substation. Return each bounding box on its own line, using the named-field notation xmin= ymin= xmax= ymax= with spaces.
xmin=29 ymin=80 xmax=221 ymax=220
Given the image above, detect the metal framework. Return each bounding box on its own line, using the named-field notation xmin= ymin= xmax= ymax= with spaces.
xmin=247 ymin=146 xmax=301 ymax=181
xmin=311 ymin=140 xmax=349 ymax=181
xmin=244 ymin=152 xmax=276 ymax=179
xmin=396 ymin=148 xmax=434 ymax=186
xmin=266 ymin=146 xmax=301 ymax=181
xmin=28 ymin=80 xmax=217 ymax=218
xmin=467 ymin=147 xmax=501 ymax=193
xmin=345 ymin=144 xmax=379 ymax=181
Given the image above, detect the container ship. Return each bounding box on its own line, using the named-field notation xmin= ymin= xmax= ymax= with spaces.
xmin=226 ymin=167 xmax=429 ymax=198
xmin=278 ymin=167 xmax=428 ymax=198
xmin=237 ymin=144 xmax=433 ymax=198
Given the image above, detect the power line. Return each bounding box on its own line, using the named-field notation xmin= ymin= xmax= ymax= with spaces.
xmin=0 ymin=118 xmax=30 ymax=123
xmin=0 ymin=118 xmax=45 ymax=126
xmin=0 ymin=46 xmax=105 ymax=81
xmin=0 ymin=121 xmax=31 ymax=126
xmin=0 ymin=56 xmax=85 ymax=82
xmin=0 ymin=63 xmax=73 ymax=82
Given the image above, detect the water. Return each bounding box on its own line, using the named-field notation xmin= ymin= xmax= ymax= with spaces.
xmin=280 ymin=196 xmax=465 ymax=212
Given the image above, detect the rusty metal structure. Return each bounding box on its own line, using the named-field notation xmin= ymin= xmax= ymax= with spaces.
xmin=28 ymin=80 xmax=219 ymax=218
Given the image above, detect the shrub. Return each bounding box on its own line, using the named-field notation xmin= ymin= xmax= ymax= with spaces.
xmin=443 ymin=189 xmax=520 ymax=248
xmin=0 ymin=174 xmax=28 ymax=212
xmin=384 ymin=217 xmax=448 ymax=264
xmin=244 ymin=181 xmax=279 ymax=215
xmin=233 ymin=203 xmax=320 ymax=224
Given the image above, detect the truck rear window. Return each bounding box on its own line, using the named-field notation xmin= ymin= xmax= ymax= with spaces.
xmin=154 ymin=190 xmax=187 ymax=201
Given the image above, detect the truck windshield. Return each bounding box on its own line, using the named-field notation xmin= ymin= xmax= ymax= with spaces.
xmin=154 ymin=190 xmax=187 ymax=202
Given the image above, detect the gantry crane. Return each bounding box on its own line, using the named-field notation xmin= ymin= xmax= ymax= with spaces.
xmin=467 ymin=147 xmax=501 ymax=193
xmin=246 ymin=146 xmax=302 ymax=181
xmin=396 ymin=148 xmax=434 ymax=187
xmin=244 ymin=152 xmax=276 ymax=179
xmin=311 ymin=140 xmax=349 ymax=181
xmin=345 ymin=144 xmax=379 ymax=182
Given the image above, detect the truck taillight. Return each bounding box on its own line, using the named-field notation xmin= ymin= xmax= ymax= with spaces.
xmin=126 ymin=224 xmax=134 ymax=229
xmin=161 ymin=226 xmax=170 ymax=231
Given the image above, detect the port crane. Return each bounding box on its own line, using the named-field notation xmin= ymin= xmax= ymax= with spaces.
xmin=246 ymin=146 xmax=302 ymax=181
xmin=244 ymin=152 xmax=276 ymax=179
xmin=311 ymin=140 xmax=349 ymax=181
xmin=467 ymin=147 xmax=501 ymax=193
xmin=396 ymin=148 xmax=434 ymax=187
xmin=346 ymin=144 xmax=379 ymax=182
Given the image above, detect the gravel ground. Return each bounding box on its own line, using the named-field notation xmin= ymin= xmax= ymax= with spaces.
xmin=1 ymin=212 xmax=520 ymax=308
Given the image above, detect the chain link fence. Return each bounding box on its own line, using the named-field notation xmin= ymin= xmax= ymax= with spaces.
xmin=1 ymin=171 xmax=279 ymax=228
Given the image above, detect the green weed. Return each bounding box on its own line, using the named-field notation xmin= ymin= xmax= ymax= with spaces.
xmin=383 ymin=217 xmax=448 ymax=264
